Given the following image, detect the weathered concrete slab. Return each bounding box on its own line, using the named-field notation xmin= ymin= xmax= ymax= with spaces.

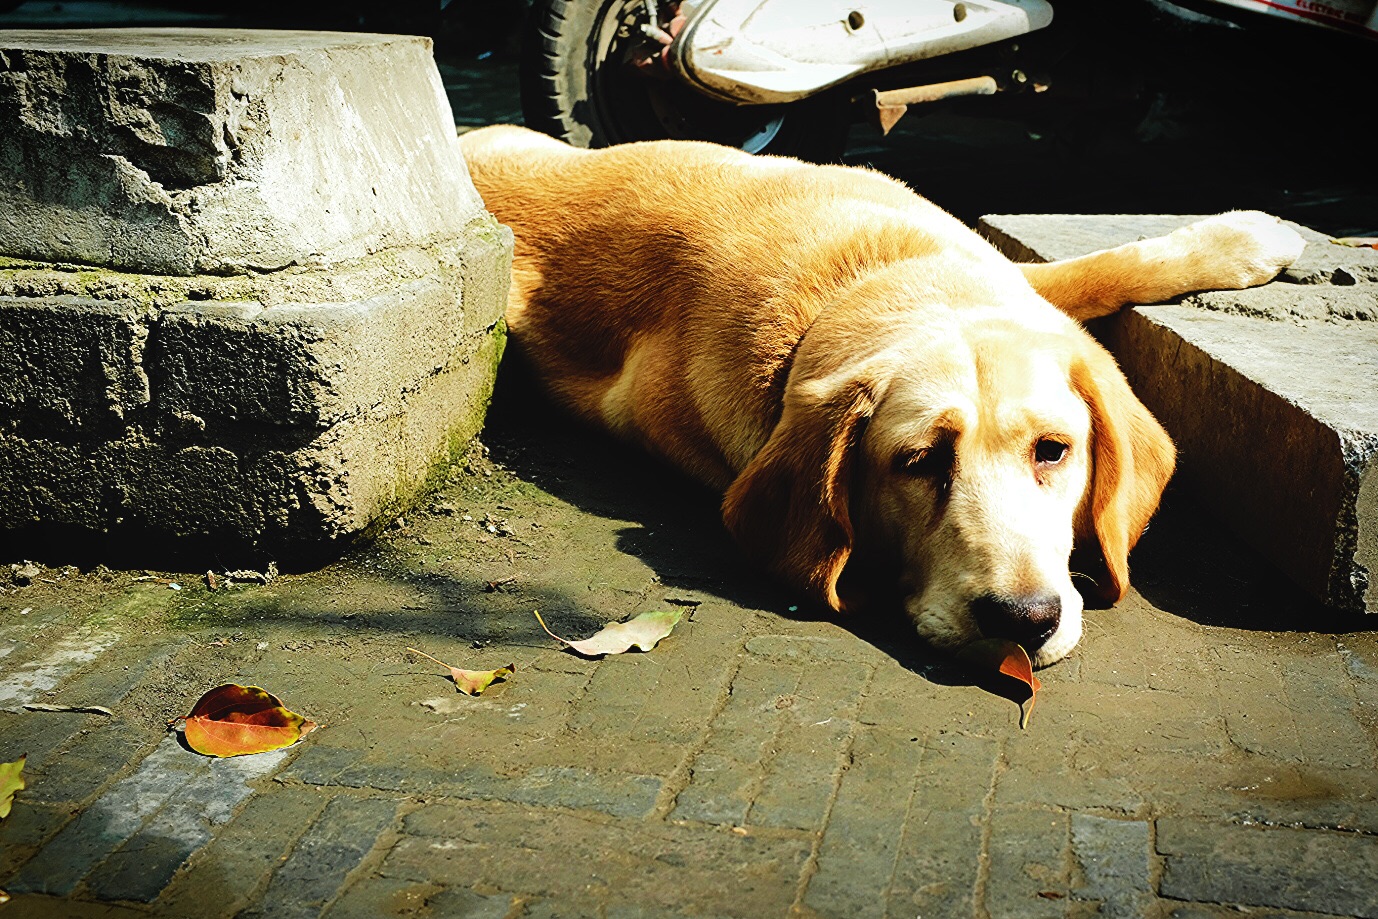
xmin=0 ymin=29 xmax=486 ymax=275
xmin=0 ymin=29 xmax=510 ymax=561
xmin=980 ymin=213 xmax=1378 ymax=614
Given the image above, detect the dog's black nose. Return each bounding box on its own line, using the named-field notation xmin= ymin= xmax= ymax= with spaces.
xmin=971 ymin=593 xmax=1061 ymax=649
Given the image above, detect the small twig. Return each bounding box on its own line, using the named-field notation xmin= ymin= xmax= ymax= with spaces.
xmin=532 ymin=609 xmax=573 ymax=646
xmin=406 ymin=646 xmax=455 ymax=671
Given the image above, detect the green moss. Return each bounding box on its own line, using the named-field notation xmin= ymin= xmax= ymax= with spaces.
xmin=355 ymin=323 xmax=510 ymax=544
xmin=84 ymin=583 xmax=180 ymax=627
xmin=1 ymin=233 xmax=512 ymax=310
xmin=465 ymin=213 xmax=511 ymax=247
xmin=0 ymin=256 xmax=49 ymax=270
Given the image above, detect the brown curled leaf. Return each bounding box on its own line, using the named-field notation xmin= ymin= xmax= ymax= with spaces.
xmin=956 ymin=638 xmax=1042 ymax=729
xmin=534 ymin=608 xmax=684 ymax=657
xmin=407 ymin=647 xmax=514 ymax=695
xmin=179 ymin=684 xmax=317 ymax=758
xmin=0 ymin=755 xmax=26 ymax=820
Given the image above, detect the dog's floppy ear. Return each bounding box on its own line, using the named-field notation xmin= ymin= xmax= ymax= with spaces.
xmin=722 ymin=377 xmax=877 ymax=614
xmin=1072 ymin=340 xmax=1176 ymax=606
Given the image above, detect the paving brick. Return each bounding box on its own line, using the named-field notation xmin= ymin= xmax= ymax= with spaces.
xmin=22 ymin=722 xmax=162 ymax=807
xmin=1053 ymin=682 xmax=1228 ymax=758
xmin=668 ymin=654 xmax=801 ymax=826
xmin=1277 ymin=644 xmax=1377 ymax=770
xmin=83 ymin=747 xmax=289 ymax=902
xmin=567 ymin=600 xmax=744 ymax=763
xmin=238 ymin=795 xmax=400 ymax=919
xmin=747 ymin=724 xmax=851 ymax=831
xmin=0 ymin=711 xmax=93 ymax=772
xmin=1166 ymin=905 xmax=1336 ymax=919
xmin=671 ymin=752 xmax=756 ymax=827
xmin=741 ymin=633 xmax=878 ymax=665
xmin=324 ymin=877 xmax=516 ymax=919
xmin=1097 ymin=750 xmax=1378 ymax=834
xmin=1158 ymin=818 xmax=1378 ymax=917
xmin=388 ymin=799 xmax=811 ymax=918
xmin=520 ymin=898 xmax=612 ymax=919
xmin=156 ymin=787 xmax=330 ymax=918
xmin=858 ymin=655 xmax=1016 ymax=732
xmin=0 ymin=600 xmax=76 ymax=641
xmin=984 ymin=808 xmax=1071 ymax=918
xmin=0 ymin=636 xmax=187 ymax=779
xmin=1213 ymin=644 xmax=1308 ymax=762
xmin=0 ymin=894 xmax=151 ymax=918
xmin=802 ymin=727 xmax=927 ymax=919
xmin=996 ymin=731 xmax=1146 ymax=815
xmin=1069 ymin=814 xmax=1151 ymax=918
xmin=886 ymin=732 xmax=998 ymax=919
xmin=281 ymin=744 xmax=662 ymax=819
xmin=403 ymin=666 xmax=590 ymax=746
xmin=39 ymin=635 xmax=183 ymax=711
xmin=0 ymin=631 xmax=120 ymax=710
xmin=0 ymin=801 xmax=69 ymax=880
xmin=6 ymin=737 xmax=202 ymax=895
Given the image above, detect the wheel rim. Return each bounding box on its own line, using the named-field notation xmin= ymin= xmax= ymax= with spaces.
xmin=587 ymin=0 xmax=788 ymax=151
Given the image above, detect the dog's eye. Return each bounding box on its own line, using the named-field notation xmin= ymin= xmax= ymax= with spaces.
xmin=895 ymin=441 xmax=955 ymax=483
xmin=1034 ymin=438 xmax=1069 ymax=465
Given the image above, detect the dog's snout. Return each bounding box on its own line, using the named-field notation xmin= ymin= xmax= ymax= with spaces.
xmin=971 ymin=592 xmax=1062 ymax=649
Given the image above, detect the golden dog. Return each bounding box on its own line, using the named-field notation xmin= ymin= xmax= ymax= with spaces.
xmin=460 ymin=125 xmax=1304 ymax=665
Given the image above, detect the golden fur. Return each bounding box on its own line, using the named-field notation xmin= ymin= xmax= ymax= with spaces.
xmin=460 ymin=125 xmax=1304 ymax=664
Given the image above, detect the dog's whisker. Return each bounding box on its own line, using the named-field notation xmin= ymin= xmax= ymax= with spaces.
xmin=1069 ymin=570 xmax=1099 ymax=585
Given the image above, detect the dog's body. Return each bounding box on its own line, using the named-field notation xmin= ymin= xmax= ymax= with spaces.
xmin=460 ymin=125 xmax=1304 ymax=664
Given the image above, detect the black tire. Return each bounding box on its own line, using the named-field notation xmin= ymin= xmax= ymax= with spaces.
xmin=521 ymin=0 xmax=850 ymax=161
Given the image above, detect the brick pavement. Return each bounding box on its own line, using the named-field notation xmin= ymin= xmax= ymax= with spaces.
xmin=1 ymin=396 xmax=1376 ymax=918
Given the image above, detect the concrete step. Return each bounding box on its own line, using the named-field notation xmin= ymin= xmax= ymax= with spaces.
xmin=0 ymin=29 xmax=511 ymax=562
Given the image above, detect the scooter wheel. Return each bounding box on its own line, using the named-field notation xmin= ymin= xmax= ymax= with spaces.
xmin=521 ymin=0 xmax=850 ymax=161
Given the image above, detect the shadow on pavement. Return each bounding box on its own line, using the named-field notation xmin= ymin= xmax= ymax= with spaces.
xmin=1129 ymin=484 xmax=1367 ymax=634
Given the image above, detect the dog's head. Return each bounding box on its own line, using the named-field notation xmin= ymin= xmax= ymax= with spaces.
xmin=722 ymin=285 xmax=1174 ymax=667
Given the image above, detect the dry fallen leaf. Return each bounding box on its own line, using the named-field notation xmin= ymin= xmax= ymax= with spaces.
xmin=407 ymin=647 xmax=514 ymax=695
xmin=178 ymin=684 xmax=317 ymax=757
xmin=534 ymin=608 xmax=684 ymax=657
xmin=1 ymin=755 xmax=26 ymax=819
xmin=957 ymin=638 xmax=1042 ymax=729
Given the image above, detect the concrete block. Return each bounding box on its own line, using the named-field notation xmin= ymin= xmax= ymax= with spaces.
xmin=0 ymin=29 xmax=485 ymax=275
xmin=980 ymin=213 xmax=1378 ymax=614
xmin=0 ymin=29 xmax=511 ymax=561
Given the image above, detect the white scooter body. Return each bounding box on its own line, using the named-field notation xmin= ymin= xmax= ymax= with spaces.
xmin=670 ymin=0 xmax=1055 ymax=105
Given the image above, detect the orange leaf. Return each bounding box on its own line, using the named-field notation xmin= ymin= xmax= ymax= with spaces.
xmin=180 ymin=684 xmax=316 ymax=757
xmin=407 ymin=648 xmax=514 ymax=696
xmin=956 ymin=638 xmax=1042 ymax=729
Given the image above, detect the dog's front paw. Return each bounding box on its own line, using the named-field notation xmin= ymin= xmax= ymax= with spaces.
xmin=1171 ymin=211 xmax=1307 ymax=291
